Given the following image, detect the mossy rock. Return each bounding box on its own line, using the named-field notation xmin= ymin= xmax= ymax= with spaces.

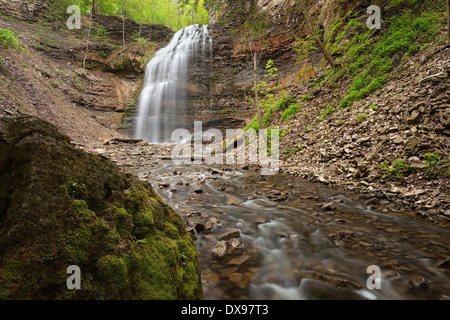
xmin=0 ymin=116 xmax=202 ymax=300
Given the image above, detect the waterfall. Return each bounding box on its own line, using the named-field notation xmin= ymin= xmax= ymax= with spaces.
xmin=134 ymin=24 xmax=213 ymax=144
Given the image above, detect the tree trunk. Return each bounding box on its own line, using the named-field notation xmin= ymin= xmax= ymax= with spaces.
xmin=122 ymin=2 xmax=126 ymax=48
xmin=92 ymin=0 xmax=99 ymax=15
xmin=253 ymin=51 xmax=262 ymax=131
xmin=373 ymin=0 xmax=384 ymax=17
xmin=139 ymin=0 xmax=144 ymax=38
xmin=447 ymin=0 xmax=450 ymax=41
xmin=122 ymin=14 xmax=126 ymax=48
xmin=298 ymin=0 xmax=338 ymax=68
xmin=83 ymin=10 xmax=93 ymax=71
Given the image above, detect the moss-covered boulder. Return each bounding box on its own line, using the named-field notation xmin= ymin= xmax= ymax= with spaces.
xmin=0 ymin=116 xmax=203 ymax=300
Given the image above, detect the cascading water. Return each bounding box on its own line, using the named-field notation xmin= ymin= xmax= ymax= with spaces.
xmin=134 ymin=24 xmax=212 ymax=144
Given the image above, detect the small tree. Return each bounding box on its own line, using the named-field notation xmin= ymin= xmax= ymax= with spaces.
xmin=242 ymin=12 xmax=269 ymax=131
xmin=298 ymin=0 xmax=338 ymax=68
xmin=92 ymin=0 xmax=99 ymax=15
xmin=121 ymin=0 xmax=127 ymax=48
xmin=139 ymin=0 xmax=144 ymax=38
xmin=82 ymin=4 xmax=94 ymax=71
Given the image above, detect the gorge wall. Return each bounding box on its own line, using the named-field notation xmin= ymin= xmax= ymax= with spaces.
xmin=0 ymin=0 xmax=48 ymax=21
xmin=185 ymin=0 xmax=357 ymax=129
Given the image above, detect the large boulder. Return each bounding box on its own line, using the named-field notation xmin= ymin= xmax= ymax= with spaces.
xmin=0 ymin=116 xmax=202 ymax=300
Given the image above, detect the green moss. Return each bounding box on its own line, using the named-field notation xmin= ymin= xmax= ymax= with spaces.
xmin=64 ymin=228 xmax=91 ymax=263
xmin=163 ymin=222 xmax=180 ymax=240
xmin=0 ymin=170 xmax=12 ymax=224
xmin=71 ymin=199 xmax=95 ymax=221
xmin=0 ymin=258 xmax=21 ymax=299
xmin=96 ymin=255 xmax=129 ymax=296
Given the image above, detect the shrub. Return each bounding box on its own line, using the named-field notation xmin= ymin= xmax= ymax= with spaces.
xmin=0 ymin=29 xmax=19 ymax=50
xmin=281 ymin=104 xmax=300 ymax=122
xmin=422 ymin=152 xmax=448 ymax=180
xmin=338 ymin=10 xmax=440 ymax=108
xmin=320 ymin=106 xmax=335 ymax=121
xmin=381 ymin=159 xmax=416 ymax=180
xmin=355 ymin=113 xmax=367 ymax=123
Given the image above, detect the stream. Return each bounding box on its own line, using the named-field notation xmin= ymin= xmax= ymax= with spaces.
xmin=135 ymin=158 xmax=450 ymax=300
xmin=123 ymin=22 xmax=450 ymax=300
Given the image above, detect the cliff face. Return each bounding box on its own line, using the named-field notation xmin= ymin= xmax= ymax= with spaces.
xmin=188 ymin=0 xmax=353 ymax=126
xmin=0 ymin=0 xmax=48 ymax=21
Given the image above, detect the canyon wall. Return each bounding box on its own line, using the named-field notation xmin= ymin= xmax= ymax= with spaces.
xmin=185 ymin=0 xmax=355 ymax=128
xmin=0 ymin=0 xmax=48 ymax=21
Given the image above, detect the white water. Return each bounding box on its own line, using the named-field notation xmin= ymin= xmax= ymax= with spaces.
xmin=135 ymin=24 xmax=212 ymax=143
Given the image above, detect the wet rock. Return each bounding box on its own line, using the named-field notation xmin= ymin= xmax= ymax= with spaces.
xmin=382 ymin=269 xmax=399 ymax=278
xmin=187 ymin=216 xmax=205 ymax=232
xmin=212 ymin=240 xmax=228 ymax=258
xmin=208 ymin=168 xmax=224 ymax=175
xmin=186 ymin=227 xmax=198 ymax=240
xmin=268 ymin=190 xmax=282 ymax=196
xmin=254 ymin=217 xmax=266 ymax=224
xmin=193 ymin=188 xmax=203 ymax=194
xmin=131 ymin=147 xmax=141 ymax=155
xmin=229 ymin=273 xmax=248 ymax=289
xmin=321 ymin=202 xmax=336 ymax=211
xmin=267 ymin=190 xmax=288 ymax=201
xmin=226 ymin=196 xmax=241 ymax=206
xmin=218 ymin=229 xmax=241 ymax=241
xmin=186 ymin=211 xmax=202 ymax=217
xmin=218 ymin=266 xmax=239 ymax=279
xmin=202 ymin=273 xmax=220 ymax=285
xmin=159 ymin=181 xmax=170 ymax=188
xmin=437 ymin=257 xmax=450 ymax=269
xmin=359 ymin=241 xmax=372 ymax=247
xmin=209 ymin=217 xmax=220 ymax=225
xmin=408 ymin=276 xmax=430 ymax=290
xmin=204 ymin=219 xmax=213 ymax=231
xmin=228 ymin=254 xmax=250 ymax=266
xmin=297 ymin=271 xmax=363 ymax=289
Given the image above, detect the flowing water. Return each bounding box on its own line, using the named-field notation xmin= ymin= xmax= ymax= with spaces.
xmin=139 ymin=161 xmax=450 ymax=300
xmin=134 ymin=24 xmax=212 ymax=143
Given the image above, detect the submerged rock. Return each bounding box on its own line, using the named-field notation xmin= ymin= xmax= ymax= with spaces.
xmin=0 ymin=116 xmax=202 ymax=300
xmin=218 ymin=229 xmax=241 ymax=241
xmin=225 ymin=196 xmax=241 ymax=206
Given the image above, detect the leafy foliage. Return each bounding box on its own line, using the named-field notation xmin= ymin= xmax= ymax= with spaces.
xmin=336 ymin=10 xmax=441 ymax=108
xmin=49 ymin=0 xmax=209 ymax=31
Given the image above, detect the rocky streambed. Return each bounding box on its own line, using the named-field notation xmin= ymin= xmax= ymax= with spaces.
xmin=83 ymin=141 xmax=450 ymax=300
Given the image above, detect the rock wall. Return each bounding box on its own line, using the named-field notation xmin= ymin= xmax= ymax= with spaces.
xmin=93 ymin=15 xmax=174 ymax=45
xmin=187 ymin=0 xmax=349 ymax=127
